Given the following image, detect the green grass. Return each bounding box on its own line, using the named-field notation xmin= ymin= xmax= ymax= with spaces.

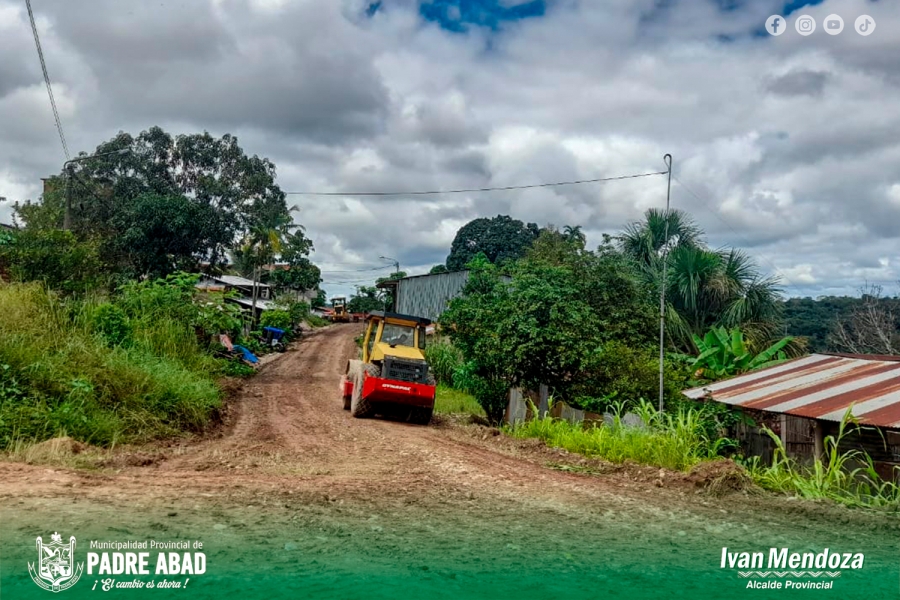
xmin=306 ymin=314 xmax=330 ymax=328
xmin=424 ymin=340 xmax=463 ymax=386
xmin=434 ymin=385 xmax=485 ymax=418
xmin=0 ymin=282 xmax=223 ymax=448
xmin=509 ymin=400 xmax=724 ymax=472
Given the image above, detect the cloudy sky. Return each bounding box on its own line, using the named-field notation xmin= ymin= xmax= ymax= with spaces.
xmin=1 ymin=0 xmax=898 ymax=298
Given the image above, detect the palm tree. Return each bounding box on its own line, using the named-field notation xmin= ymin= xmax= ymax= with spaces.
xmin=620 ymin=210 xmax=782 ymax=351
xmin=619 ymin=208 xmax=702 ymax=268
xmin=240 ymin=206 xmax=297 ymax=319
xmin=562 ymin=224 xmax=587 ymax=247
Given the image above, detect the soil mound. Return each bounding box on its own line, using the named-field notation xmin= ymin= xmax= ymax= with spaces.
xmin=686 ymin=459 xmax=756 ymax=496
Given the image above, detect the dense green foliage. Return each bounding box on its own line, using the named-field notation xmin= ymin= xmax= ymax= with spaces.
xmin=0 ymin=280 xmax=228 ymax=447
xmin=782 ymin=292 xmax=900 ymax=353
xmin=781 ymin=296 xmax=854 ymax=351
xmin=260 ymin=309 xmax=292 ymax=332
xmin=348 ymin=286 xmax=385 ymax=313
xmin=16 ymin=127 xmax=293 ymax=280
xmin=265 ymin=230 xmax=321 ymax=294
xmin=423 ymin=340 xmax=464 ymax=386
xmin=0 ymin=229 xmax=102 ymax=294
xmin=674 ymin=326 xmax=794 ymax=381
xmin=441 ymin=228 xmax=679 ymax=422
xmin=445 ymin=215 xmax=541 ymax=271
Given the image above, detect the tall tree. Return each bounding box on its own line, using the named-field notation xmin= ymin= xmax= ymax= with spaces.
xmin=240 ymin=206 xmax=297 ymax=316
xmin=267 ymin=229 xmax=321 ymax=300
xmin=445 ymin=215 xmax=541 ymax=271
xmin=619 ymin=208 xmax=702 ymax=269
xmin=16 ymin=127 xmax=293 ymax=279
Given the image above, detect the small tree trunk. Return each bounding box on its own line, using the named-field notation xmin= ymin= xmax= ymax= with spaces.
xmin=251 ymin=264 xmax=259 ymax=327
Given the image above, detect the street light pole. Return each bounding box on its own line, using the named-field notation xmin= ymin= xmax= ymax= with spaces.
xmin=379 ymin=255 xmax=399 ymax=276
xmin=62 ymin=148 xmax=130 ymax=231
xmin=379 ymin=255 xmax=400 ymax=312
xmin=658 ymin=154 xmax=673 ymax=413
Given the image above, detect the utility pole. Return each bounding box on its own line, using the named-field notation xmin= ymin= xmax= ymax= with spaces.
xmin=62 ymin=148 xmax=130 ymax=231
xmin=659 ymin=154 xmax=673 ymax=413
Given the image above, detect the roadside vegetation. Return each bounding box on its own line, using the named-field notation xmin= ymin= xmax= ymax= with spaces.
xmin=0 ymin=127 xmax=325 ymax=449
xmin=744 ymin=413 xmax=900 ymax=508
xmin=510 ymin=400 xmax=728 ymax=471
xmin=434 ymin=385 xmax=484 ymax=418
xmin=426 ymin=214 xmax=899 ymax=509
xmin=0 ymin=278 xmax=224 ymax=447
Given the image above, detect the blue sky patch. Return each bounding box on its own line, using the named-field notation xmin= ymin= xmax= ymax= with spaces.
xmin=419 ymin=0 xmax=546 ymax=32
xmin=782 ymin=0 xmax=825 ymax=16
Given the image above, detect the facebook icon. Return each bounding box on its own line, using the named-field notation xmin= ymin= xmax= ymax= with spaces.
xmin=766 ymin=14 xmax=786 ymax=36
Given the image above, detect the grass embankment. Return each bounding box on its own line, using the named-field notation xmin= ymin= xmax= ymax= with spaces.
xmin=0 ymin=283 xmax=222 ymax=448
xmin=434 ymin=385 xmax=485 ymax=418
xmin=509 ymin=402 xmax=724 ymax=472
xmin=508 ymin=401 xmax=900 ymax=509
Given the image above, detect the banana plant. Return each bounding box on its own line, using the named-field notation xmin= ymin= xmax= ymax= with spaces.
xmin=675 ymin=326 xmax=794 ymax=380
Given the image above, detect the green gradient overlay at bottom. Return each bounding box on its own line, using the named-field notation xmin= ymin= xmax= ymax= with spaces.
xmin=2 ymin=501 xmax=896 ymax=600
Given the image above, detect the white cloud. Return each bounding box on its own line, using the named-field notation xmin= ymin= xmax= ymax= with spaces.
xmin=3 ymin=0 xmax=900 ymax=299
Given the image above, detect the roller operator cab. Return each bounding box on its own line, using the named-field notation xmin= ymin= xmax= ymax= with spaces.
xmin=341 ymin=311 xmax=436 ymax=424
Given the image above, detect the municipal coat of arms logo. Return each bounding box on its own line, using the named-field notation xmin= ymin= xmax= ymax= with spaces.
xmin=28 ymin=532 xmax=84 ymax=593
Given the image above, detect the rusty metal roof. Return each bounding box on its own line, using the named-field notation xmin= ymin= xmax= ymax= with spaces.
xmin=683 ymin=353 xmax=900 ymax=428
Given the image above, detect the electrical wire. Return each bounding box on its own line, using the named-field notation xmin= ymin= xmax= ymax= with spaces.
xmin=25 ymin=0 xmax=69 ymax=160
xmin=285 ymin=170 xmax=667 ymax=197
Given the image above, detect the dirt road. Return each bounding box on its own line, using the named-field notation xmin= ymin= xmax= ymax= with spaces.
xmin=1 ymin=324 xmax=897 ymax=599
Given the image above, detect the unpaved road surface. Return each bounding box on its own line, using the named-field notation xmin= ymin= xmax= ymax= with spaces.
xmin=1 ymin=325 xmax=897 ymax=599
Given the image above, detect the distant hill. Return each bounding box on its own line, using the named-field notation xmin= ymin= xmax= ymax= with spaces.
xmin=781 ymin=295 xmax=900 ymax=353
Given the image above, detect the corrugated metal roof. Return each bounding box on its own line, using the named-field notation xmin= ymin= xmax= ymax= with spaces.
xmin=214 ymin=275 xmax=269 ymax=288
xmin=683 ymin=353 xmax=900 ymax=428
xmin=229 ymin=297 xmax=275 ymax=311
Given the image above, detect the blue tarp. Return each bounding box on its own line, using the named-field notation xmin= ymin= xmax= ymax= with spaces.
xmin=262 ymin=326 xmax=286 ymax=342
xmin=232 ymin=344 xmax=259 ymax=364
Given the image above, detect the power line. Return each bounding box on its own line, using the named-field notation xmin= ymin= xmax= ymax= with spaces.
xmin=25 ymin=0 xmax=69 ymax=160
xmin=671 ymin=175 xmax=802 ymax=291
xmin=285 ymin=170 xmax=667 ymax=197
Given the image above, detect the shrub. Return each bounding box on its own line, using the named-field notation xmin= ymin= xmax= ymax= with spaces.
xmin=194 ymin=292 xmax=243 ymax=339
xmin=567 ymin=341 xmax=689 ymax=413
xmin=424 ymin=340 xmax=464 ymax=386
xmin=306 ymin=314 xmax=329 ymax=328
xmin=452 ymin=361 xmax=508 ymax=425
xmin=0 ymin=229 xmax=103 ymax=294
xmin=91 ymin=303 xmax=131 ymax=347
xmin=218 ymin=359 xmax=256 ymax=378
xmin=260 ymin=309 xmax=292 ymax=332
